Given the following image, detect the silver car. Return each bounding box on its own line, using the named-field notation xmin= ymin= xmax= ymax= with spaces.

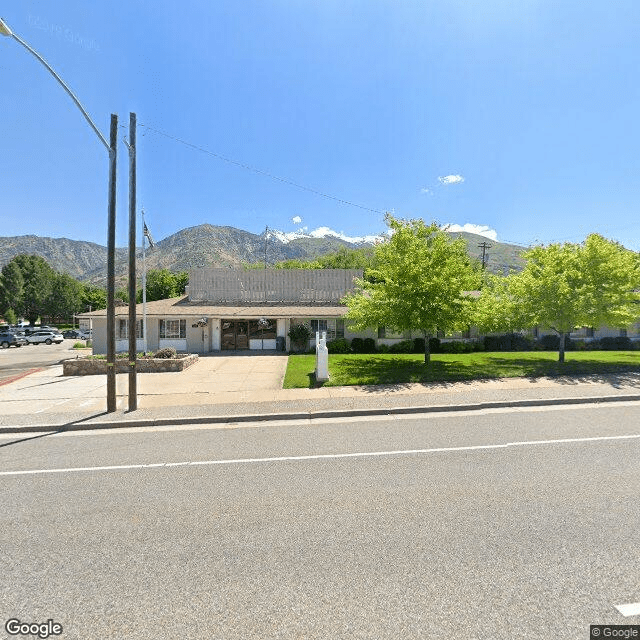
xmin=26 ymin=331 xmax=64 ymax=345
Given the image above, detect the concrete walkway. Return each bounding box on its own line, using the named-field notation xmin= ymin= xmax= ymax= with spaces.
xmin=1 ymin=354 xmax=640 ymax=432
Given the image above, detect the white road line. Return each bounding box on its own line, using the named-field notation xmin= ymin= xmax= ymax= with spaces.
xmin=615 ymin=602 xmax=640 ymax=617
xmin=1 ymin=432 xmax=640 ymax=478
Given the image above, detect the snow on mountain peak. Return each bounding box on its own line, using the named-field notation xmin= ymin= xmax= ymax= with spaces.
xmin=267 ymin=226 xmax=385 ymax=245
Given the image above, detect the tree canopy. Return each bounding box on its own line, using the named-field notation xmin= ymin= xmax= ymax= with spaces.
xmin=0 ymin=255 xmax=106 ymax=323
xmin=475 ymin=234 xmax=640 ymax=361
xmin=343 ymin=215 xmax=481 ymax=363
xmin=143 ymin=269 xmax=189 ymax=302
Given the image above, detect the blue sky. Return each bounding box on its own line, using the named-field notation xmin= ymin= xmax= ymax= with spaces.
xmin=1 ymin=1 xmax=639 ymax=250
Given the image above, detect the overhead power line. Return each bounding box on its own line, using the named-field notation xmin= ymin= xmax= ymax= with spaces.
xmin=137 ymin=123 xmax=386 ymax=215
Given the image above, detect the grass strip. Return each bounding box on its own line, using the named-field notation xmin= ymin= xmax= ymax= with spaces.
xmin=282 ymin=351 xmax=640 ymax=389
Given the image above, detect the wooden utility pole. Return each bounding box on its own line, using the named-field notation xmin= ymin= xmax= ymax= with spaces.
xmin=478 ymin=241 xmax=492 ymax=270
xmin=106 ymin=115 xmax=118 ymax=413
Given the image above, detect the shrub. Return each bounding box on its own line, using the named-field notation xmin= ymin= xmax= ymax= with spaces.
xmin=327 ymin=338 xmax=350 ymax=353
xmin=440 ymin=340 xmax=476 ymax=354
xmin=388 ymin=339 xmax=414 ymax=353
xmin=412 ymin=337 xmax=442 ymax=353
xmin=350 ymin=337 xmax=365 ymax=353
xmin=288 ymin=323 xmax=311 ymax=343
xmin=154 ymin=347 xmax=177 ymax=359
xmin=598 ymin=336 xmax=633 ymax=350
xmin=377 ymin=343 xmax=389 ymax=353
xmin=534 ymin=334 xmax=574 ymax=351
xmin=484 ymin=333 xmax=534 ymax=352
xmin=288 ymin=323 xmax=311 ymax=352
xmin=363 ymin=337 xmax=377 ymax=353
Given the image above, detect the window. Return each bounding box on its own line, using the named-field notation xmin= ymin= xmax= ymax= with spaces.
xmin=310 ymin=319 xmax=344 ymax=340
xmin=249 ymin=319 xmax=276 ymax=339
xmin=159 ymin=319 xmax=186 ymax=338
xmin=117 ymin=319 xmax=143 ymax=339
xmin=310 ymin=319 xmax=327 ymax=336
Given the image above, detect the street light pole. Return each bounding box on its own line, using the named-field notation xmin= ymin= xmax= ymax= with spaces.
xmin=1 ymin=16 xmax=118 ymax=412
xmin=126 ymin=112 xmax=137 ymax=411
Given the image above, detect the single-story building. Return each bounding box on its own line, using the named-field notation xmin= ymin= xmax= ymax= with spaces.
xmin=80 ymin=268 xmax=640 ymax=355
xmin=81 ymin=268 xmax=373 ymax=354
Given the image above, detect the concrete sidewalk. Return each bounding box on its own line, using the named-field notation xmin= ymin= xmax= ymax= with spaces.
xmin=1 ymin=354 xmax=640 ymax=433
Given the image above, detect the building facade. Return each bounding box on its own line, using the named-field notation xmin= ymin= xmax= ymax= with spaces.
xmin=80 ymin=268 xmax=640 ymax=355
xmin=82 ymin=269 xmax=366 ymax=354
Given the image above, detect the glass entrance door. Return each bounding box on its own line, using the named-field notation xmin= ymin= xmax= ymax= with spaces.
xmin=221 ymin=320 xmax=249 ymax=350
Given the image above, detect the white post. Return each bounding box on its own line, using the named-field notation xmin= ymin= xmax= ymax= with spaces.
xmin=315 ymin=330 xmax=329 ymax=381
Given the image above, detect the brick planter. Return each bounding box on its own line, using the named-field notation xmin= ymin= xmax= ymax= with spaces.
xmin=63 ymin=354 xmax=199 ymax=376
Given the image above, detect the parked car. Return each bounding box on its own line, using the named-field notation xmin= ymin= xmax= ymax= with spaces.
xmin=62 ymin=329 xmax=91 ymax=340
xmin=0 ymin=332 xmax=28 ymax=348
xmin=40 ymin=325 xmax=61 ymax=333
xmin=25 ymin=331 xmax=64 ymax=345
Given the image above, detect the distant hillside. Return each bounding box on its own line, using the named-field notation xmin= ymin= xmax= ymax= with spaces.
xmin=0 ymin=224 xmax=527 ymax=285
xmin=0 ymin=235 xmax=127 ymax=280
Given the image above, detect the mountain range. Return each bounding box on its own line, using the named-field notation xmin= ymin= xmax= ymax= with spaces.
xmin=0 ymin=224 xmax=527 ymax=285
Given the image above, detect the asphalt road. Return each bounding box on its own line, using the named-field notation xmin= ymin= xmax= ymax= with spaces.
xmin=0 ymin=340 xmax=80 ymax=384
xmin=1 ymin=403 xmax=639 ymax=639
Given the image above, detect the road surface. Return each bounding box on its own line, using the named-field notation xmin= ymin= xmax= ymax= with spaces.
xmin=1 ymin=402 xmax=639 ymax=639
xmin=0 ymin=340 xmax=81 ymax=384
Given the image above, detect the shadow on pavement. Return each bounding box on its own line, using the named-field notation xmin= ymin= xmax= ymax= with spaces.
xmin=0 ymin=411 xmax=109 ymax=449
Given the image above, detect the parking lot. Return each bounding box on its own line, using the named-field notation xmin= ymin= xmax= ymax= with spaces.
xmin=0 ymin=340 xmax=85 ymax=385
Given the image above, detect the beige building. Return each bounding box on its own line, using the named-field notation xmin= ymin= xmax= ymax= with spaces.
xmin=81 ymin=269 xmax=366 ymax=354
xmin=80 ymin=268 xmax=640 ymax=354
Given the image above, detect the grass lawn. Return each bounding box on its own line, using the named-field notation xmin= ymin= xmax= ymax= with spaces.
xmin=282 ymin=351 xmax=640 ymax=388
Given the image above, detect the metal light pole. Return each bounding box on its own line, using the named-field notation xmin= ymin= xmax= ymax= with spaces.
xmin=1 ymin=17 xmax=119 ymax=412
xmin=125 ymin=113 xmax=137 ymax=411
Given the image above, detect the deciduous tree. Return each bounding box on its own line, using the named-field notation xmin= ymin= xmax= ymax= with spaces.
xmin=343 ymin=215 xmax=481 ymax=363
xmin=476 ymin=235 xmax=640 ymax=362
xmin=0 ymin=261 xmax=24 ymax=318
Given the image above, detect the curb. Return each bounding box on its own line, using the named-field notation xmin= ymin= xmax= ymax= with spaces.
xmin=1 ymin=393 xmax=640 ymax=434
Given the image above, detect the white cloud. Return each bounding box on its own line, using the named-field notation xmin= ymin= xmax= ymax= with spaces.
xmin=438 ymin=174 xmax=465 ymax=185
xmin=420 ymin=187 xmax=433 ymax=195
xmin=442 ymin=223 xmax=498 ymax=241
xmin=292 ymin=215 xmax=302 ymax=224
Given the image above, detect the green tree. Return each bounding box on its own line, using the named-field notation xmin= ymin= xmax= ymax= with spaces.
xmin=0 ymin=261 xmax=25 ymax=316
xmin=11 ymin=255 xmax=56 ymax=324
xmin=317 ymin=246 xmax=375 ymax=271
xmin=115 ymin=286 xmax=129 ymax=304
xmin=174 ymin=272 xmax=189 ymax=295
xmin=3 ymin=308 xmax=18 ymax=325
xmin=343 ymin=215 xmax=481 ymax=363
xmin=476 ymin=235 xmax=640 ymax=362
xmin=45 ymin=273 xmax=85 ymax=321
xmin=82 ymin=284 xmax=107 ymax=311
xmin=145 ymin=269 xmax=180 ymax=301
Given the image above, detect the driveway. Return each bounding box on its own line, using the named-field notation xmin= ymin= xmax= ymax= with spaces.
xmin=137 ymin=353 xmax=290 ymax=407
xmin=0 ymin=353 xmax=291 ymax=417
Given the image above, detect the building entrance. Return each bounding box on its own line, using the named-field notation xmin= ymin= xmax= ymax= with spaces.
xmin=221 ymin=320 xmax=249 ymax=350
